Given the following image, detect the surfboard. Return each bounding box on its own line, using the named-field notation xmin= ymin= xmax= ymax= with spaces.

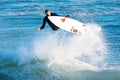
xmin=48 ymin=16 xmax=89 ymax=34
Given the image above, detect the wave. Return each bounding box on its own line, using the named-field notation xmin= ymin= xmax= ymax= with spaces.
xmin=1 ymin=22 xmax=120 ymax=80
xmin=33 ymin=23 xmax=107 ymax=69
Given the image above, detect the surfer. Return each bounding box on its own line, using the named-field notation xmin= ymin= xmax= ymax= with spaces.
xmin=37 ymin=9 xmax=69 ymax=32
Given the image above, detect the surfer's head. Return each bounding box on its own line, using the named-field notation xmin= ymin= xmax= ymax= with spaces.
xmin=45 ymin=9 xmax=51 ymax=16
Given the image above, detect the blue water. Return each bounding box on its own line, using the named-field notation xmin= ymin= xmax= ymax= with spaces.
xmin=0 ymin=0 xmax=120 ymax=80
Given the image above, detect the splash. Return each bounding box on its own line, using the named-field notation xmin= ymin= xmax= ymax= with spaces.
xmin=33 ymin=23 xmax=107 ymax=71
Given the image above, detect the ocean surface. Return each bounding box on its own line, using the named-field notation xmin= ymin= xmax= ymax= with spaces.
xmin=0 ymin=0 xmax=120 ymax=80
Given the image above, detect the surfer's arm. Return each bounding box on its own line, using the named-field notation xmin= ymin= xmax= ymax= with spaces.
xmin=38 ymin=17 xmax=47 ymax=32
xmin=38 ymin=17 xmax=46 ymax=32
xmin=40 ymin=17 xmax=46 ymax=29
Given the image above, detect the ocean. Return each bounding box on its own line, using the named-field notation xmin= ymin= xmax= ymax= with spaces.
xmin=0 ymin=0 xmax=120 ymax=80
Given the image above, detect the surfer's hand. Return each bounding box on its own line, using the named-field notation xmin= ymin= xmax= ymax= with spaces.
xmin=37 ymin=28 xmax=41 ymax=32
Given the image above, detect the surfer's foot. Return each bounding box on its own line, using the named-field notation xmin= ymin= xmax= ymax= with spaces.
xmin=65 ymin=15 xmax=70 ymax=18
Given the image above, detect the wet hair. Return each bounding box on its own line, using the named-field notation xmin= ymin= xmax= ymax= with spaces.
xmin=45 ymin=9 xmax=50 ymax=14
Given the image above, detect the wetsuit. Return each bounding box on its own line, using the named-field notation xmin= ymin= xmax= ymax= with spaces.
xmin=40 ymin=13 xmax=59 ymax=31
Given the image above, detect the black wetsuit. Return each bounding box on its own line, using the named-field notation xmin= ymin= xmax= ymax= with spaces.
xmin=40 ymin=13 xmax=59 ymax=31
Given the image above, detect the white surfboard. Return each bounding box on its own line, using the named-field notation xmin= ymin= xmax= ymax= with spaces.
xmin=48 ymin=16 xmax=89 ymax=34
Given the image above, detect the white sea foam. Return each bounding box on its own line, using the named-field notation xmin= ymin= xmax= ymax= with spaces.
xmin=33 ymin=23 xmax=107 ymax=71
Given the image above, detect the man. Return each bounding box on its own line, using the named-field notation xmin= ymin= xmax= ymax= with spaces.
xmin=38 ymin=9 xmax=69 ymax=32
